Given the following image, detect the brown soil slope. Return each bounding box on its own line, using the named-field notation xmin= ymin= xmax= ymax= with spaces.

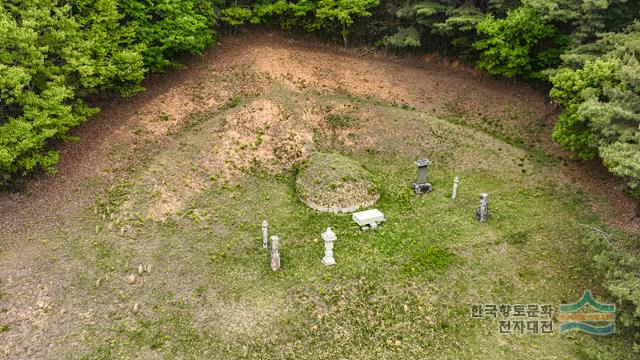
xmin=0 ymin=31 xmax=635 ymax=231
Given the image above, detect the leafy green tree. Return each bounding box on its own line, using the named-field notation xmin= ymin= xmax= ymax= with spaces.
xmin=221 ymin=6 xmax=253 ymax=26
xmin=550 ymin=58 xmax=622 ymax=158
xmin=251 ymin=0 xmax=290 ymax=24
xmin=474 ymin=6 xmax=566 ymax=79
xmin=278 ymin=0 xmax=316 ymax=29
xmin=217 ymin=0 xmax=380 ymax=45
xmin=384 ymin=26 xmax=422 ymax=47
xmin=0 ymin=0 xmax=218 ymax=185
xmin=522 ymin=0 xmax=639 ymax=45
xmin=315 ymin=0 xmax=380 ymax=45
xmin=66 ymin=0 xmax=146 ymax=95
xmin=0 ymin=0 xmax=146 ymax=184
xmin=120 ymin=0 xmax=215 ymax=71
xmin=571 ymin=0 xmax=638 ymax=44
xmin=431 ymin=3 xmax=487 ymax=53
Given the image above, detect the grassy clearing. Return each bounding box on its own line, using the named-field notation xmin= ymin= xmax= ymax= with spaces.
xmin=1 ymin=75 xmax=637 ymax=359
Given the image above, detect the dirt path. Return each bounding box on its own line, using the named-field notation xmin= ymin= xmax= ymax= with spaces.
xmin=0 ymin=31 xmax=636 ymax=234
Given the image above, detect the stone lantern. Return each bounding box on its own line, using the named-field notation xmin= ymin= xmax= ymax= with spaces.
xmin=321 ymin=227 xmax=337 ymax=266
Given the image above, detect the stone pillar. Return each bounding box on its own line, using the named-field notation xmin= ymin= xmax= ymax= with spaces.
xmin=270 ymin=235 xmax=280 ymax=271
xmin=411 ymin=159 xmax=433 ymax=194
xmin=476 ymin=193 xmax=489 ymax=222
xmin=452 ymin=176 xmax=460 ymax=199
xmin=321 ymin=227 xmax=337 ymax=266
xmin=261 ymin=220 xmax=268 ymax=249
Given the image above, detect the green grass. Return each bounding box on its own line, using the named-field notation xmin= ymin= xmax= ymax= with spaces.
xmin=2 ymin=81 xmax=637 ymax=359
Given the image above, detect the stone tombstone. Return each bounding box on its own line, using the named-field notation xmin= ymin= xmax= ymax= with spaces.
xmin=321 ymin=227 xmax=337 ymax=266
xmin=476 ymin=193 xmax=489 ymax=222
xmin=270 ymin=235 xmax=281 ymax=271
xmin=452 ymin=176 xmax=460 ymax=200
xmin=261 ymin=220 xmax=269 ymax=249
xmin=411 ymin=159 xmax=433 ymax=194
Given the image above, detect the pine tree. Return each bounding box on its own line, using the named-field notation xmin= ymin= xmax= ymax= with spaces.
xmin=384 ymin=0 xmax=516 ymax=57
xmin=550 ymin=23 xmax=640 ymax=196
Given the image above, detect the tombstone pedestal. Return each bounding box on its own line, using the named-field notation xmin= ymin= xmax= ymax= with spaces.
xmin=412 ymin=182 xmax=433 ymax=194
xmin=322 ymin=255 xmax=336 ymax=266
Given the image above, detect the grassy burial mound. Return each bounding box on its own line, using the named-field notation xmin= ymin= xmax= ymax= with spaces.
xmin=296 ymin=152 xmax=379 ymax=213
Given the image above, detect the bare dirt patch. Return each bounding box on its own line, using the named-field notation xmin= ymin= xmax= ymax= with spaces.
xmin=121 ymin=95 xmax=317 ymax=221
xmin=220 ymin=98 xmax=313 ymax=175
xmin=1 ymin=30 xmax=635 ymax=229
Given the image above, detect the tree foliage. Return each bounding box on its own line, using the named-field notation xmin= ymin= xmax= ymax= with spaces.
xmin=315 ymin=0 xmax=380 ymax=45
xmin=0 ymin=0 xmax=142 ymax=184
xmin=216 ymin=0 xmax=379 ymax=44
xmin=550 ymin=58 xmax=622 ymax=158
xmin=0 ymin=0 xmax=214 ymax=185
xmin=551 ymin=24 xmax=640 ymax=198
xmin=384 ymin=26 xmax=422 ymax=47
xmin=385 ymin=1 xmax=491 ymax=57
xmin=474 ymin=6 xmax=567 ymax=79
xmin=120 ymin=0 xmax=215 ymax=71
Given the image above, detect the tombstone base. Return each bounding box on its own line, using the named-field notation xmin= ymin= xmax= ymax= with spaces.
xmin=360 ymin=222 xmax=379 ymax=231
xmin=270 ymin=257 xmax=281 ymax=271
xmin=412 ymin=182 xmax=433 ymax=195
xmin=322 ymin=257 xmax=336 ymax=266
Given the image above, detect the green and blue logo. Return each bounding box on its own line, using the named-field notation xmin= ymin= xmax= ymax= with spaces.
xmin=559 ymin=291 xmax=615 ymax=335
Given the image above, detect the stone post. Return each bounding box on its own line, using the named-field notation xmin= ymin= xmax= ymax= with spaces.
xmin=476 ymin=193 xmax=489 ymax=222
xmin=452 ymin=176 xmax=460 ymax=199
xmin=261 ymin=220 xmax=268 ymax=249
xmin=321 ymin=227 xmax=337 ymax=266
xmin=270 ymin=235 xmax=280 ymax=271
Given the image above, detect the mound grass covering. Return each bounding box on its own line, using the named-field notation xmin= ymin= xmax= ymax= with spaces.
xmin=295 ymin=152 xmax=379 ymax=213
